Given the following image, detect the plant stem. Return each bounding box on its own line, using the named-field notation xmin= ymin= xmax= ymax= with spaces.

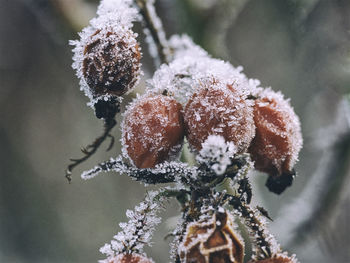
xmin=134 ymin=0 xmax=170 ymax=64
xmin=65 ymin=118 xmax=116 ymax=182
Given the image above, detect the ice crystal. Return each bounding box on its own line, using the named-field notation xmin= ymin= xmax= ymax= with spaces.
xmin=99 ymin=189 xmax=168 ymax=262
xmin=147 ymin=35 xmax=261 ymax=106
xmin=121 ymin=94 xmax=184 ymax=168
xmin=81 ymin=155 xmax=201 ymax=187
xmin=196 ymin=135 xmax=237 ymax=175
xmin=251 ymin=87 xmax=303 ymax=173
xmin=70 ymin=0 xmax=141 ymax=108
xmin=184 ymin=77 xmax=256 ymax=153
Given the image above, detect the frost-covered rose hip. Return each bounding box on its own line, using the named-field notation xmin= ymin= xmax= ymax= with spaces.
xmin=82 ymin=29 xmax=141 ymax=97
xmin=178 ymin=211 xmax=244 ymax=263
xmin=184 ymin=79 xmax=255 ymax=153
xmin=248 ymin=89 xmax=302 ymax=178
xmin=108 ymin=253 xmax=154 ymax=263
xmin=123 ymin=95 xmax=185 ymax=168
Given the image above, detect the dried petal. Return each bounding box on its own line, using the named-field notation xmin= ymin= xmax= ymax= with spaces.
xmin=179 ymin=211 xmax=244 ymax=263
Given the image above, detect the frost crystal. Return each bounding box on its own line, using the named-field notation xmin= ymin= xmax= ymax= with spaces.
xmin=70 ymin=0 xmax=141 ymax=107
xmin=147 ymin=35 xmax=261 ymax=106
xmin=250 ymin=87 xmax=303 ymax=174
xmin=99 ymin=190 xmax=168 ymax=262
xmin=197 ymin=135 xmax=237 ymax=175
xmin=121 ymin=94 xmax=184 ymax=168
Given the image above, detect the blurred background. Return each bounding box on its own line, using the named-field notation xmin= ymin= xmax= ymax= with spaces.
xmin=1 ymin=0 xmax=350 ymax=262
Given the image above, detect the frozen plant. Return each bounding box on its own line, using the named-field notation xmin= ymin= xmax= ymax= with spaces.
xmin=66 ymin=0 xmax=303 ymax=262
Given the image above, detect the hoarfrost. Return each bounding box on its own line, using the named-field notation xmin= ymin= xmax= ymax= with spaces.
xmin=70 ymin=0 xmax=141 ymax=108
xmin=253 ymin=87 xmax=303 ymax=172
xmin=99 ymin=189 xmax=168 ymax=261
xmin=81 ymin=155 xmax=201 ymax=187
xmin=147 ymin=34 xmax=261 ymax=106
xmin=196 ymin=135 xmax=237 ymax=175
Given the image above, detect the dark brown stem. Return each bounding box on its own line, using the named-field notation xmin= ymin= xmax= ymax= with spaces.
xmin=65 ymin=119 xmax=116 ymax=183
xmin=226 ymin=195 xmax=274 ymax=260
xmin=135 ymin=0 xmax=169 ymax=64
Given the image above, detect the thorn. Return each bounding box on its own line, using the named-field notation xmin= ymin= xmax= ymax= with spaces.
xmin=257 ymin=206 xmax=273 ymax=221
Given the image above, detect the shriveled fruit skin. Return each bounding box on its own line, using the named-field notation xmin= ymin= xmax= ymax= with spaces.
xmin=184 ymin=80 xmax=255 ymax=153
xmin=123 ymin=95 xmax=185 ymax=168
xmin=109 ymin=253 xmax=153 ymax=263
xmin=83 ymin=30 xmax=141 ymax=97
xmin=249 ymin=89 xmax=302 ymax=177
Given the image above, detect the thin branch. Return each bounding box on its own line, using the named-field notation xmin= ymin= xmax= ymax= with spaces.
xmin=226 ymin=194 xmax=278 ymax=260
xmin=134 ymin=0 xmax=170 ymax=64
xmin=81 ymin=156 xmax=202 ymax=185
xmin=65 ymin=119 xmax=116 ymax=182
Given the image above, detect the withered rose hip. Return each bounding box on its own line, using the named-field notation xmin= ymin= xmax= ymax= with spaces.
xmin=248 ymin=89 xmax=302 ymax=177
xmin=123 ymin=95 xmax=185 ymax=168
xmin=184 ymin=79 xmax=255 ymax=153
xmin=109 ymin=253 xmax=153 ymax=263
xmin=82 ymin=29 xmax=141 ymax=97
xmin=179 ymin=211 xmax=244 ymax=263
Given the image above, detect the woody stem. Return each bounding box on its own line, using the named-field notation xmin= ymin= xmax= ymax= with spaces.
xmin=134 ymin=0 xmax=170 ymax=64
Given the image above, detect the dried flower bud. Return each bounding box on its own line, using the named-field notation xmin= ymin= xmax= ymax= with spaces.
xmin=122 ymin=95 xmax=185 ymax=168
xmin=248 ymin=253 xmax=298 ymax=263
xmin=184 ymin=79 xmax=255 ymax=153
xmin=82 ymin=29 xmax=141 ymax=97
xmin=179 ymin=211 xmax=244 ymax=263
xmin=249 ymin=89 xmax=302 ymax=177
xmin=108 ymin=253 xmax=154 ymax=263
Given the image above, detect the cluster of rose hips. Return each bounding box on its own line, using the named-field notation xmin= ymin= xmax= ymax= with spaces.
xmin=69 ymin=1 xmax=303 ymax=262
xmin=122 ymin=76 xmax=302 ymax=191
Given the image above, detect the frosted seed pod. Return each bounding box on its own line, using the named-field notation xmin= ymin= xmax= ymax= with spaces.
xmin=178 ymin=211 xmax=244 ymax=263
xmin=248 ymin=89 xmax=302 ymax=178
xmin=122 ymin=95 xmax=185 ymax=168
xmin=108 ymin=253 xmax=154 ymax=263
xmin=184 ymin=78 xmax=255 ymax=153
xmin=82 ymin=28 xmax=141 ymax=97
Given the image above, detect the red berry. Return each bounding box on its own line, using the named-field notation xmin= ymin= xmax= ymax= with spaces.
xmin=249 ymin=89 xmax=302 ymax=176
xmin=82 ymin=29 xmax=141 ymax=97
xmin=109 ymin=253 xmax=153 ymax=263
xmin=184 ymin=79 xmax=255 ymax=153
xmin=123 ymin=95 xmax=185 ymax=168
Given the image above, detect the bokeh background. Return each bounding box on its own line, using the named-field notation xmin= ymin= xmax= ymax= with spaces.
xmin=1 ymin=0 xmax=350 ymax=262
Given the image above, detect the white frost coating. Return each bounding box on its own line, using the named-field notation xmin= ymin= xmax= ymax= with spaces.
xmin=178 ymin=209 xmax=244 ymax=263
xmin=121 ymin=94 xmax=184 ymax=168
xmin=70 ymin=0 xmax=141 ymax=108
xmin=196 ymin=135 xmax=237 ymax=175
xmin=253 ymin=87 xmax=303 ymax=172
xmin=141 ymin=0 xmax=171 ymax=64
xmin=147 ymin=35 xmax=261 ymax=106
xmin=99 ymin=190 xmax=167 ymax=262
xmin=168 ymin=34 xmax=208 ymax=60
xmin=97 ymin=0 xmax=140 ymax=27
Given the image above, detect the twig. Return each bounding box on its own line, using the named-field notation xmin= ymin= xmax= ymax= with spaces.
xmin=134 ymin=0 xmax=170 ymax=64
xmin=65 ymin=119 xmax=117 ymax=182
xmin=226 ymin=194 xmax=277 ymax=260
xmin=81 ymin=156 xmax=203 ymax=185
